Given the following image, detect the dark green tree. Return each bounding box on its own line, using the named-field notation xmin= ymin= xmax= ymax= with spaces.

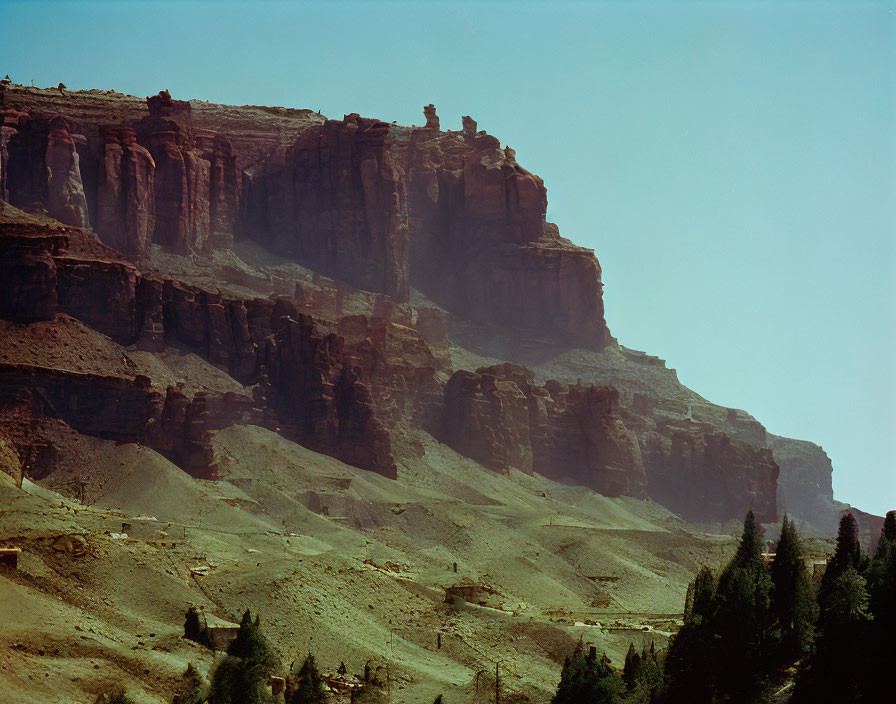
xmin=712 ymin=511 xmax=772 ymax=704
xmin=792 ymin=567 xmax=873 ymax=703
xmin=690 ymin=565 xmax=716 ymax=625
xmin=861 ymin=511 xmax=896 ymax=702
xmin=288 ymin=653 xmax=327 ymax=704
xmin=552 ymin=644 xmax=623 ymax=704
xmin=227 ymin=610 xmax=275 ymax=664
xmin=108 ymin=692 xmax=136 ymax=704
xmin=770 ymin=516 xmax=815 ymax=656
xmin=818 ymin=513 xmax=863 ymax=617
xmin=867 ymin=510 xmax=896 ymax=623
xmin=661 ymin=567 xmax=716 ymax=704
xmin=622 ymin=642 xmax=638 ymax=689
xmin=208 ymin=610 xmax=278 ymax=704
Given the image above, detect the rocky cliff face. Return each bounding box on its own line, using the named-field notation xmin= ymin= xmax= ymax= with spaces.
xmin=441 ymin=363 xmax=646 ymax=498
xmin=1 ymin=87 xmax=609 ymax=349
xmin=1 ymin=83 xmax=864 ymax=531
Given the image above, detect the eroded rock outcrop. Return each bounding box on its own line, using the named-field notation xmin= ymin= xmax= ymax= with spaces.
xmin=0 ymin=222 xmax=66 ymax=322
xmin=403 ymin=117 xmax=610 ymax=348
xmin=136 ymin=91 xmax=239 ymax=253
xmin=95 ymin=127 xmax=155 ymax=256
xmin=4 ymin=114 xmax=90 ymax=227
xmin=3 ymin=88 xmax=611 ymax=349
xmin=441 ymin=364 xmax=645 ymax=497
xmin=642 ymin=428 xmax=779 ymax=524
xmin=244 ymin=113 xmax=409 ymax=299
xmin=1 ymin=85 xmax=851 ymax=531
xmin=263 ymin=300 xmax=396 ymax=478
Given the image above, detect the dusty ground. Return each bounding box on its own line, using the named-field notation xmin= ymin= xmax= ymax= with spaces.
xmin=0 ymin=420 xmax=735 ymax=704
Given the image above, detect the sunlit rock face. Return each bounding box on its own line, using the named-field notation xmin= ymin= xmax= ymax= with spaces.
xmin=0 ymin=87 xmax=804 ymax=529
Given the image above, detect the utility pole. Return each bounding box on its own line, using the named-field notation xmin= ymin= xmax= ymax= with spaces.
xmin=495 ymin=661 xmax=500 ymax=704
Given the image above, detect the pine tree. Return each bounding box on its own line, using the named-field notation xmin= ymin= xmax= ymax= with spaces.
xmin=864 ymin=510 xmax=896 ymax=702
xmin=711 ymin=511 xmax=773 ymax=704
xmin=690 ymin=566 xmax=716 ymax=625
xmin=208 ymin=610 xmax=278 ymax=704
xmin=288 ymin=654 xmax=327 ymax=704
xmin=661 ymin=567 xmax=716 ymax=704
xmin=682 ymin=580 xmax=695 ymax=623
xmin=818 ymin=513 xmax=863 ymax=620
xmin=108 ymin=692 xmax=136 ymax=704
xmin=868 ymin=510 xmax=896 ymax=622
xmin=623 ymin=642 xmax=637 ymax=689
xmin=729 ymin=509 xmax=763 ymax=570
xmin=792 ymin=567 xmax=873 ymax=703
xmin=227 ymin=610 xmax=274 ymax=665
xmin=770 ymin=516 xmax=815 ymax=656
xmin=552 ymin=646 xmax=623 ymax=704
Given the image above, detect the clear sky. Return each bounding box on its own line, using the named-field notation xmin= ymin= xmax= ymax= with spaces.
xmin=4 ymin=1 xmax=894 ymax=515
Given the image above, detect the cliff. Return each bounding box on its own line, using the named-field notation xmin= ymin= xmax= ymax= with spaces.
xmin=1 ymin=86 xmax=609 ymax=349
xmin=0 ymin=83 xmax=863 ymax=531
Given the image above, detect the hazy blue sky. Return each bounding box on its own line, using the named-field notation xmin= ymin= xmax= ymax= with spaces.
xmin=4 ymin=1 xmax=894 ymax=515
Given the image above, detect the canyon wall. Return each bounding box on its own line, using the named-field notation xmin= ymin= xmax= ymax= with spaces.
xmin=1 ymin=87 xmax=609 ymax=349
xmin=1 ymin=84 xmax=865 ymax=528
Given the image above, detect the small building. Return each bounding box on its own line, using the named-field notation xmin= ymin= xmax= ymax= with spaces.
xmin=184 ymin=606 xmax=240 ymax=652
xmin=812 ymin=559 xmax=828 ymax=585
xmin=205 ymin=614 xmax=241 ymax=651
xmin=444 ymin=580 xmax=500 ymax=608
xmin=0 ymin=546 xmax=21 ymax=568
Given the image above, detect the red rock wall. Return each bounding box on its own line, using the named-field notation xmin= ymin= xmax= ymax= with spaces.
xmin=441 ymin=364 xmax=646 ymax=497
xmin=641 ymin=428 xmax=779 ymax=523
xmin=3 ymin=91 xmax=610 ymax=349
xmin=96 ymin=128 xmax=155 ymax=257
xmin=243 ymin=114 xmax=409 ymax=299
xmin=0 ymin=226 xmax=66 ymax=323
xmin=403 ymin=124 xmax=610 ymax=348
xmin=2 ymin=90 xmax=239 ymax=259
xmin=4 ymin=114 xmax=90 ymax=228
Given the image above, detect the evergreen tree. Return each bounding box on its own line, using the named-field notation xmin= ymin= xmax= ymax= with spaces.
xmin=228 ymin=610 xmax=275 ymax=665
xmin=711 ymin=512 xmax=772 ymax=703
xmin=728 ymin=509 xmax=763 ymax=570
xmin=176 ymin=662 xmax=208 ymax=704
xmin=883 ymin=510 xmax=896 ymax=542
xmin=792 ymin=567 xmax=873 ymax=703
xmin=682 ymin=580 xmax=695 ymax=623
xmin=208 ymin=610 xmax=278 ymax=704
xmin=552 ymin=645 xmax=623 ymax=704
xmin=690 ymin=566 xmax=716 ymax=625
xmin=864 ymin=511 xmax=896 ymax=702
xmin=623 ymin=642 xmax=638 ymax=689
xmin=818 ymin=513 xmax=863 ymax=617
xmin=288 ymin=654 xmax=327 ymax=704
xmin=867 ymin=510 xmax=896 ymax=623
xmin=770 ymin=516 xmax=815 ymax=656
xmin=661 ymin=567 xmax=716 ymax=704
xmin=108 ymin=692 xmax=136 ymax=704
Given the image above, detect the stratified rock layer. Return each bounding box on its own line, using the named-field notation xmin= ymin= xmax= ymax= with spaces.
xmin=442 ymin=364 xmax=646 ymax=498
xmin=3 ymin=87 xmax=866 ymax=530
xmin=1 ymin=89 xmax=609 ymax=349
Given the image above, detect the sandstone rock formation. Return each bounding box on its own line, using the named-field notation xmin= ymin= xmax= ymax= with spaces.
xmin=0 ymin=222 xmax=66 ymax=322
xmin=95 ymin=127 xmax=155 ymax=256
xmin=0 ymin=85 xmax=865 ymax=533
xmin=442 ymin=364 xmax=646 ymax=498
xmin=1 ymin=88 xmax=610 ymax=349
xmin=244 ymin=113 xmax=409 ymax=299
xmin=642 ymin=428 xmax=779 ymax=524
xmin=4 ymin=114 xmax=89 ymax=227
